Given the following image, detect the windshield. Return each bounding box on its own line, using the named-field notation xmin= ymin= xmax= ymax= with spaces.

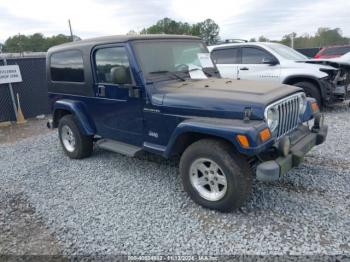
xmin=268 ymin=43 xmax=308 ymax=60
xmin=133 ymin=40 xmax=214 ymax=78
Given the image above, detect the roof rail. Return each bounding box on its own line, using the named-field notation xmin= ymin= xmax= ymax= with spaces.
xmin=217 ymin=39 xmax=248 ymax=45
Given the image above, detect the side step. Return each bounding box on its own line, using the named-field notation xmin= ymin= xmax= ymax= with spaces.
xmin=96 ymin=139 xmax=142 ymax=157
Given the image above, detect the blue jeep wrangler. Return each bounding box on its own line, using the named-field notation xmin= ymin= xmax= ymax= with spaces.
xmin=47 ymin=35 xmax=327 ymax=212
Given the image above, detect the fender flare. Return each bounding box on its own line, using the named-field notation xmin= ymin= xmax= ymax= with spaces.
xmin=164 ymin=118 xmax=270 ymax=157
xmin=53 ymin=99 xmax=96 ymax=135
xmin=282 ymin=74 xmax=328 ymax=100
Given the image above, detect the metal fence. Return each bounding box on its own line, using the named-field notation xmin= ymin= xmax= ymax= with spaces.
xmin=0 ymin=55 xmax=48 ymax=122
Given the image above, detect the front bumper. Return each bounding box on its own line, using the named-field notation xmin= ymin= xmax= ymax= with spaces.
xmin=333 ymin=84 xmax=350 ymax=98
xmin=256 ymin=115 xmax=328 ymax=182
xmin=319 ymin=79 xmax=350 ymax=105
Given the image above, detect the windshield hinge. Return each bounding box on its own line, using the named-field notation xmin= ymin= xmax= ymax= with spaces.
xmin=243 ymin=107 xmax=252 ymax=122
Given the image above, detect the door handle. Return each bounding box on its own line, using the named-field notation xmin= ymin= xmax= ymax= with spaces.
xmin=240 ymin=67 xmax=249 ymax=71
xmin=97 ymin=85 xmax=106 ymax=97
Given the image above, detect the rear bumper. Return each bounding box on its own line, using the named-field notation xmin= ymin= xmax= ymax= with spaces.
xmin=256 ymin=115 xmax=328 ymax=182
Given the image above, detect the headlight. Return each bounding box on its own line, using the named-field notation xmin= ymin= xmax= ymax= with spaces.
xmin=298 ymin=93 xmax=307 ymax=115
xmin=266 ymin=107 xmax=279 ymax=132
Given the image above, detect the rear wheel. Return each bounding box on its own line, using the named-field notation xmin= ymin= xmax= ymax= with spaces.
xmin=294 ymin=81 xmax=322 ymax=107
xmin=179 ymin=139 xmax=252 ymax=212
xmin=58 ymin=115 xmax=93 ymax=159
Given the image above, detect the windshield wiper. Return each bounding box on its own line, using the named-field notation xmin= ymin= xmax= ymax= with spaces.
xmin=186 ymin=67 xmax=216 ymax=77
xmin=149 ymin=70 xmax=186 ymax=81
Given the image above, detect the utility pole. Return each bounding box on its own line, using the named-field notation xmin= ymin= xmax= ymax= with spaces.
xmin=17 ymin=33 xmax=23 ymax=56
xmin=68 ymin=19 xmax=74 ymax=42
xmin=291 ymin=34 xmax=294 ymax=49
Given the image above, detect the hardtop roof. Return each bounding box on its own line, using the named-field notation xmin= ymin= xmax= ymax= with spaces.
xmin=48 ymin=34 xmax=201 ymax=52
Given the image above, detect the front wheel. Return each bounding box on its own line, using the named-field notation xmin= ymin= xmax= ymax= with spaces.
xmin=58 ymin=115 xmax=93 ymax=159
xmin=179 ymin=139 xmax=252 ymax=212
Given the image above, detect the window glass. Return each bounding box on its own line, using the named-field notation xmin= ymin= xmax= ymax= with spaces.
xmin=242 ymin=47 xmax=275 ymax=64
xmin=95 ymin=47 xmax=132 ymax=85
xmin=211 ymin=48 xmax=239 ymax=64
xmin=133 ymin=40 xmax=209 ymax=76
xmin=50 ymin=50 xmax=84 ymax=82
xmin=267 ymin=44 xmax=307 ymax=60
xmin=323 ymin=46 xmax=350 ymax=56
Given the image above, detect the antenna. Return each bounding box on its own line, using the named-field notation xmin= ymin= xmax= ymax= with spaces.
xmin=68 ymin=19 xmax=74 ymax=41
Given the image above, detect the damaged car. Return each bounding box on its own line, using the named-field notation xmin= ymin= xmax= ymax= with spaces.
xmin=305 ymin=52 xmax=350 ymax=102
xmin=209 ymin=42 xmax=350 ymax=107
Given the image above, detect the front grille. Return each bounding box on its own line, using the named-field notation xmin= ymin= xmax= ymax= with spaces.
xmin=266 ymin=94 xmax=302 ymax=138
xmin=277 ymin=96 xmax=300 ymax=137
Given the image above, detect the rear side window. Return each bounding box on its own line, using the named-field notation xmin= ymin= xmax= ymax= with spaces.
xmin=322 ymin=46 xmax=350 ymax=56
xmin=211 ymin=48 xmax=239 ymax=64
xmin=94 ymin=47 xmax=132 ymax=85
xmin=242 ymin=47 xmax=274 ymax=64
xmin=50 ymin=50 xmax=84 ymax=82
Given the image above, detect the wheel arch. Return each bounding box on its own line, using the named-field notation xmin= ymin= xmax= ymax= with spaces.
xmin=167 ymin=132 xmax=235 ymax=157
xmin=53 ymin=99 xmax=96 ymax=136
xmin=53 ymin=109 xmax=71 ymax=127
xmin=164 ymin=118 xmax=271 ymax=158
xmin=282 ymin=75 xmax=325 ymax=102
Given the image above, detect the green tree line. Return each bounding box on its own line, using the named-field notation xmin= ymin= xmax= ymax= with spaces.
xmin=0 ymin=33 xmax=79 ymax=53
xmin=1 ymin=18 xmax=349 ymax=53
xmin=139 ymin=17 xmax=220 ymax=45
xmin=251 ymin=28 xmax=350 ymax=48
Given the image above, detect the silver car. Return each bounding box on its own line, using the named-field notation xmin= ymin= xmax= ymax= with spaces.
xmin=209 ymin=42 xmax=350 ymax=107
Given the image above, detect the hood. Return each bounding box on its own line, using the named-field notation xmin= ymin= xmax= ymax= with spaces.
xmin=151 ymin=78 xmax=302 ymax=120
xmin=292 ymin=60 xmax=338 ymax=70
xmin=285 ymin=60 xmax=339 ymax=79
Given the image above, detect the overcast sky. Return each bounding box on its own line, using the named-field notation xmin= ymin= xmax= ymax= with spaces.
xmin=0 ymin=0 xmax=349 ymax=43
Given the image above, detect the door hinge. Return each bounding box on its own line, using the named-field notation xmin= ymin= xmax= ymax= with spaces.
xmin=97 ymin=85 xmax=106 ymax=97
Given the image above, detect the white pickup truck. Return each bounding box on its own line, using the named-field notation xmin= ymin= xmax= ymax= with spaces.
xmin=208 ymin=42 xmax=350 ymax=107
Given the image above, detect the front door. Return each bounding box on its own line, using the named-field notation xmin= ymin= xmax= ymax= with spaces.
xmin=238 ymin=47 xmax=281 ymax=82
xmin=211 ymin=47 xmax=240 ymax=79
xmin=91 ymin=45 xmax=143 ymax=146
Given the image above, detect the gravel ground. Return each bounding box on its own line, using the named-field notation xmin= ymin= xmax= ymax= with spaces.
xmin=0 ymin=103 xmax=349 ymax=257
xmin=0 ymin=187 xmax=63 ymax=255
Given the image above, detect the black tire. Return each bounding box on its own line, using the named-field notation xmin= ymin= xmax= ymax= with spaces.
xmin=58 ymin=115 xmax=93 ymax=159
xmin=294 ymin=81 xmax=322 ymax=107
xmin=179 ymin=139 xmax=252 ymax=212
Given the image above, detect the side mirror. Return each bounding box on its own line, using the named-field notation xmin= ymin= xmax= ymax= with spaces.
xmin=110 ymin=66 xmax=132 ymax=85
xmin=262 ymin=57 xmax=279 ymax=66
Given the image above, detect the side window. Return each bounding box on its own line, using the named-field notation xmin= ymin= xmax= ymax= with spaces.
xmin=50 ymin=50 xmax=84 ymax=82
xmin=95 ymin=47 xmax=132 ymax=85
xmin=322 ymin=47 xmax=339 ymax=55
xmin=336 ymin=46 xmax=350 ymax=56
xmin=242 ymin=47 xmax=274 ymax=64
xmin=211 ymin=48 xmax=239 ymax=64
xmin=323 ymin=46 xmax=350 ymax=56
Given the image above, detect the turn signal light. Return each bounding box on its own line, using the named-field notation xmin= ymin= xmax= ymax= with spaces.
xmin=311 ymin=102 xmax=319 ymax=113
xmin=236 ymin=135 xmax=250 ymax=148
xmin=259 ymin=128 xmax=271 ymax=142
